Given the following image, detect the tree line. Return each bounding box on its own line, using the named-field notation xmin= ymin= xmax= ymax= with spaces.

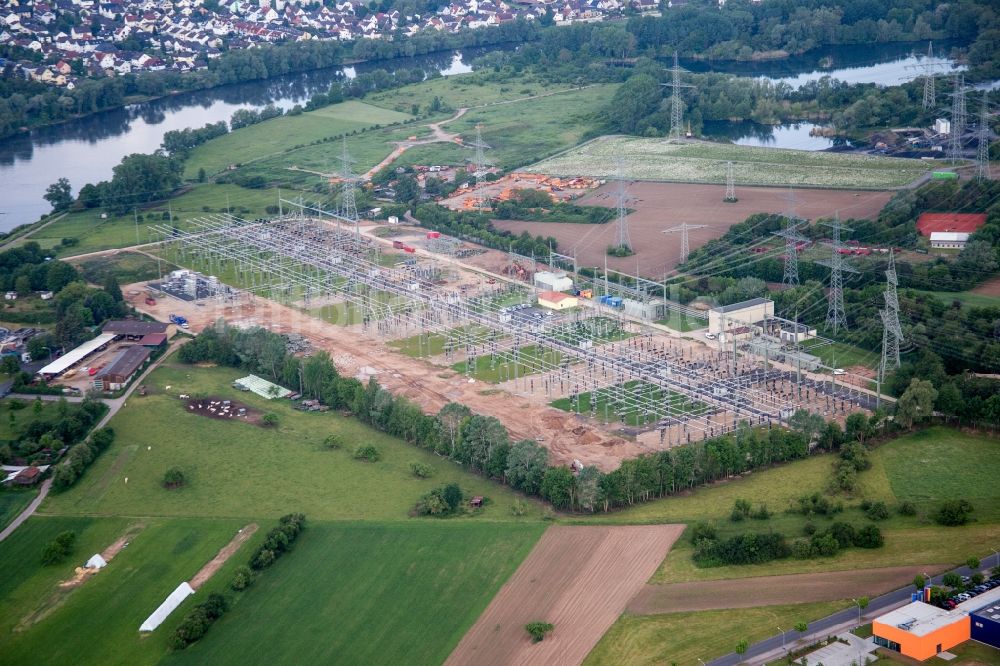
xmin=179 ymin=320 xmax=835 ymax=513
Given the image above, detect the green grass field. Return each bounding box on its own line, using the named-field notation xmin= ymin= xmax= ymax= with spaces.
xmin=17 ymin=184 xmax=297 ymax=257
xmin=367 ymin=73 xmax=579 ymax=114
xmin=550 ymin=380 xmax=707 ymax=426
xmin=800 ymin=340 xmax=878 ymax=370
xmin=387 ymin=325 xmax=493 ymax=358
xmin=183 ymin=101 xmax=413 ymax=179
xmin=586 ymin=600 xmax=850 ymax=666
xmin=879 ymin=428 xmax=1000 ymax=504
xmin=917 ymin=289 xmax=1000 ymax=310
xmin=165 ymin=521 xmax=544 ymax=666
xmin=0 ymin=488 xmax=36 ymax=530
xmin=72 ymin=251 xmax=178 ymax=285
xmin=0 ymin=516 xmax=254 ymax=664
xmin=43 ymin=363 xmax=541 ymax=521
xmin=0 ymin=398 xmax=70 ymax=440
xmin=528 ymin=137 xmax=932 ymax=189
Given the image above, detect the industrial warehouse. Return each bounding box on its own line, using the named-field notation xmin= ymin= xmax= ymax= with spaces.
xmin=37 ymin=319 xmax=169 ymax=392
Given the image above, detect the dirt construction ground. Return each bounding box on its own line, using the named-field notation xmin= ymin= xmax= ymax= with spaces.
xmin=493 ymin=182 xmax=893 ymax=276
xmin=125 ymin=287 xmax=650 ymax=471
xmin=627 ymin=564 xmax=947 ymax=614
xmin=445 ymin=524 xmax=684 ymax=666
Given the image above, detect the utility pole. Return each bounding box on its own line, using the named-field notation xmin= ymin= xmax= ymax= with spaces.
xmin=878 ymin=250 xmax=904 ymax=390
xmin=661 ymin=52 xmax=695 ymax=141
xmin=662 ymin=223 xmax=707 ymax=264
xmin=904 ymin=42 xmax=945 ymax=110
xmin=817 ymin=213 xmax=858 ymax=334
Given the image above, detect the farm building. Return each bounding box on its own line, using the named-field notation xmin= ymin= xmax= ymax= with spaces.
xmin=102 ymin=320 xmax=170 ymax=340
xmin=534 ymin=271 xmax=574 ymax=292
xmin=873 ymin=588 xmax=1000 ymax=660
xmin=92 ymin=346 xmax=152 ymax=391
xmin=139 ymin=333 xmax=168 ymax=349
xmin=537 ymin=291 xmax=578 ymax=310
xmin=708 ymin=298 xmax=774 ymax=336
xmin=38 ymin=333 xmax=117 ymax=379
xmin=12 ymin=466 xmax=42 ymax=486
xmin=929 ymin=232 xmax=970 ymax=249
xmin=916 ymin=213 xmax=987 ymax=237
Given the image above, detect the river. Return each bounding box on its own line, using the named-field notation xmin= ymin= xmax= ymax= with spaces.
xmin=0 ymin=41 xmax=975 ymax=231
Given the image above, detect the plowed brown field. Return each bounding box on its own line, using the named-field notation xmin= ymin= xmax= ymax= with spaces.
xmin=493 ymin=182 xmax=892 ymax=276
xmin=445 ymin=525 xmax=684 ymax=666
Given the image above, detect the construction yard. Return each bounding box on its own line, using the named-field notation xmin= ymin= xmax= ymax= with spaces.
xmin=493 ymin=181 xmax=893 ymax=275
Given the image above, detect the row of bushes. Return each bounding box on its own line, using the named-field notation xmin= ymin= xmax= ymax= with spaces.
xmin=172 ymin=514 xmax=307 ymax=650
xmin=692 ymin=521 xmax=884 ymax=567
xmin=170 ymin=594 xmax=228 ymax=650
xmin=52 ymin=428 xmax=115 ymax=491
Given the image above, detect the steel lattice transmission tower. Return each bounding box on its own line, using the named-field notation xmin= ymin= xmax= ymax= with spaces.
xmin=881 ymin=249 xmax=904 ymax=375
xmin=976 ymin=89 xmax=992 ymax=182
xmin=661 ymin=52 xmax=695 ymax=141
xmin=467 ymin=123 xmax=492 ymax=210
xmin=772 ymin=218 xmax=808 ymax=288
xmin=338 ymin=138 xmax=360 ymax=245
xmin=724 ymin=161 xmax=737 ymax=202
xmin=816 ymin=213 xmax=858 ymax=334
xmin=613 ymin=160 xmax=632 ymax=253
xmin=948 ymin=73 xmax=968 ymax=163
xmin=904 ymin=42 xmax=946 ymax=110
xmin=663 ymin=223 xmax=708 ymax=265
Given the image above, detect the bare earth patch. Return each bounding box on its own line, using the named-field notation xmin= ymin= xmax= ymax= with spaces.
xmin=16 ymin=524 xmax=146 ymax=631
xmin=189 ymin=523 xmax=258 ymax=590
xmin=627 ymin=565 xmax=948 ymax=614
xmin=445 ymin=524 xmax=684 ymax=666
xmin=971 ymin=274 xmax=1000 ymax=297
xmin=493 ymin=182 xmax=892 ymax=276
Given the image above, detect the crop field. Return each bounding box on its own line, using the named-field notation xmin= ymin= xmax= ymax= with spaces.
xmin=493 ymin=181 xmax=892 ymax=276
xmin=183 ymin=101 xmax=414 ymax=179
xmin=42 ymin=363 xmax=541 ymax=521
xmin=0 ymin=516 xmax=248 ymax=664
xmin=447 ymin=525 xmax=684 ymax=666
xmin=550 ymin=380 xmax=707 ymax=426
xmin=167 ymin=522 xmax=544 ymax=666
xmin=526 ymin=137 xmax=930 ymax=189
xmin=585 ymin=600 xmax=850 ymax=666
xmin=18 ymin=184 xmax=294 ymax=257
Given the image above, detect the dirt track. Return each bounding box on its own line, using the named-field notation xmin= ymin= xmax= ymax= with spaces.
xmin=445 ymin=524 xmax=684 ymax=666
xmin=627 ymin=565 xmax=947 ymax=614
xmin=493 ymin=182 xmax=892 ymax=276
xmin=972 ymin=274 xmax=1000 ymax=297
xmin=190 ymin=523 xmax=258 ymax=590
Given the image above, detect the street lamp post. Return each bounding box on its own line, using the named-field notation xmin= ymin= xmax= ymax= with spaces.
xmin=993 ymin=547 xmax=999 ymax=571
xmin=777 ymin=626 xmax=785 ymax=652
xmin=852 ymin=598 xmax=861 ymax=626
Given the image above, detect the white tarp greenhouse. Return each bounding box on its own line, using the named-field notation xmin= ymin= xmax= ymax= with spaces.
xmin=139 ymin=582 xmax=195 ymax=632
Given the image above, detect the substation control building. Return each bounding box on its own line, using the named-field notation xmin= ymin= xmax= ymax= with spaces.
xmin=873 ymin=588 xmax=1000 ymax=660
xmin=708 ymin=298 xmax=775 ymax=336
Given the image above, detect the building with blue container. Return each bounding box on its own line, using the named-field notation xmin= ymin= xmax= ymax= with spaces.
xmin=971 ymin=601 xmax=1000 ymax=649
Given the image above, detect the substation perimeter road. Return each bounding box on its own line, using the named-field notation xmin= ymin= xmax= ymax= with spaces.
xmin=707 ymin=564 xmax=981 ymax=666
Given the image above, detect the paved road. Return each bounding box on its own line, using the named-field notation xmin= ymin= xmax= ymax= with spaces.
xmin=0 ymin=341 xmax=182 ymax=544
xmin=707 ymin=565 xmax=978 ymax=666
xmin=0 ymin=478 xmax=52 ymax=542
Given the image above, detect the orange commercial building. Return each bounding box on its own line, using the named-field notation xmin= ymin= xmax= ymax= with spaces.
xmin=873 ymin=602 xmax=970 ymax=660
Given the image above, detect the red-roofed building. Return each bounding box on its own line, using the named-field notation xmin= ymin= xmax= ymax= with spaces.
xmin=916 ymin=213 xmax=987 ymax=237
xmin=537 ymin=291 xmax=578 ymax=310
